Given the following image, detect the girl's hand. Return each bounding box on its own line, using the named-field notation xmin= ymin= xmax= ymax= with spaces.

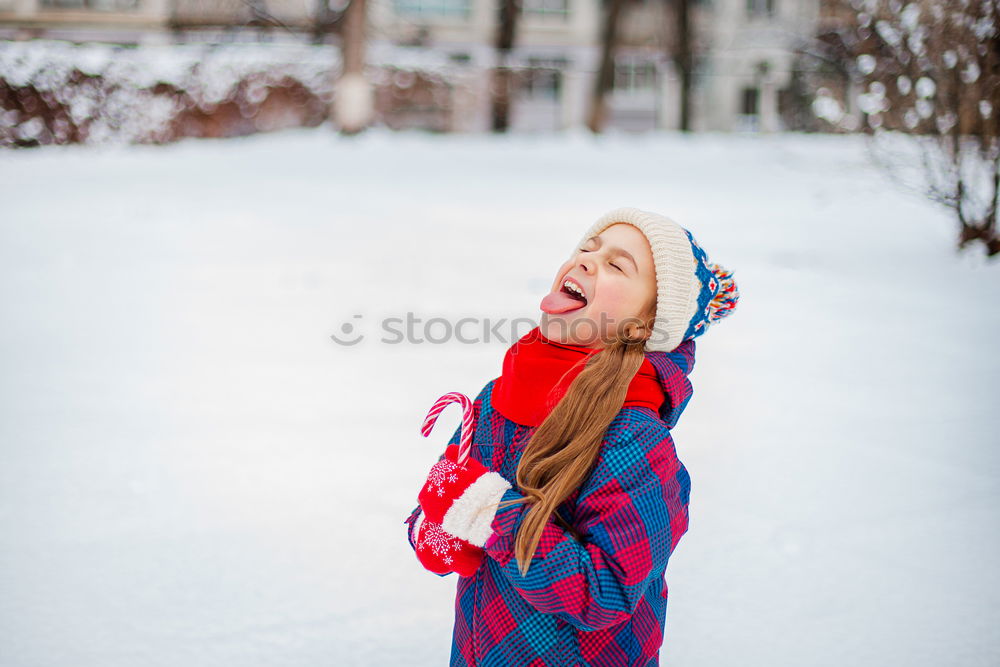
xmin=418 ymin=444 xmax=512 ymax=548
xmin=410 ymin=510 xmax=485 ymax=577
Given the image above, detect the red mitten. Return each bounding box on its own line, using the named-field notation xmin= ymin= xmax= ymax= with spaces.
xmin=410 ymin=511 xmax=485 ymax=577
xmin=418 ymin=444 xmax=512 ymax=548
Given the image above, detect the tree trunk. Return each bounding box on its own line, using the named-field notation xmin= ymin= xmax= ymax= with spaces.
xmin=673 ymin=0 xmax=692 ymax=132
xmin=335 ymin=0 xmax=373 ymax=134
xmin=587 ymin=0 xmax=626 ymax=133
xmin=958 ymin=156 xmax=1000 ymax=256
xmin=491 ymin=0 xmax=520 ymax=132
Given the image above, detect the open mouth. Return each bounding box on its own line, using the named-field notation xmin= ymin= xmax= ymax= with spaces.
xmin=560 ymin=279 xmax=588 ymax=305
xmin=540 ymin=276 xmax=588 ymax=315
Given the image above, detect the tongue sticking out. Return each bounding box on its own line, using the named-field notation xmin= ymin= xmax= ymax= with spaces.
xmin=540 ymin=290 xmax=587 ymax=314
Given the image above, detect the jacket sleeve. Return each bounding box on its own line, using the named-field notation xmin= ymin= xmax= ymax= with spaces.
xmin=481 ymin=414 xmax=692 ymax=631
xmin=402 ymin=416 xmax=465 ymax=578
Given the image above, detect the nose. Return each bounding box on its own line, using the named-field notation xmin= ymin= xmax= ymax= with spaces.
xmin=578 ymin=255 xmax=595 ymax=274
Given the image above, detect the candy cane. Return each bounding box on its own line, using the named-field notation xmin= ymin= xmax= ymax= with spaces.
xmin=421 ymin=391 xmax=475 ymax=466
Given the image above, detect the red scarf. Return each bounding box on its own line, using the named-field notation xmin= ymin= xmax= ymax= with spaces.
xmin=491 ymin=327 xmax=666 ymax=426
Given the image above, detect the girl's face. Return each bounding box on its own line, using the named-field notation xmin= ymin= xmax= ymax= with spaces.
xmin=540 ymin=222 xmax=657 ymax=347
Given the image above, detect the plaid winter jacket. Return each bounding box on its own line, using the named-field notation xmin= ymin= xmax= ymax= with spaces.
xmin=404 ymin=338 xmax=696 ymax=667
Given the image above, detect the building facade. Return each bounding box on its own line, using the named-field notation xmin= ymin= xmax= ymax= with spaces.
xmin=0 ymin=0 xmax=821 ymax=133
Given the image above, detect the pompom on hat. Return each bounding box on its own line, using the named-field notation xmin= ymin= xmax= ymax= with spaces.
xmin=572 ymin=206 xmax=740 ymax=353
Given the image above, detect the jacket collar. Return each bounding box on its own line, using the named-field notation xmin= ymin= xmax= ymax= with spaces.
xmin=644 ymin=337 xmax=696 ymax=429
xmin=490 ymin=326 xmax=696 ymax=428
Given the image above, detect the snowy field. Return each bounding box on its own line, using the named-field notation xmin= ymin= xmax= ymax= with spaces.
xmin=1 ymin=127 xmax=998 ymax=667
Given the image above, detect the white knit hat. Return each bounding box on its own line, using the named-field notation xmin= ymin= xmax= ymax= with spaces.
xmin=571 ymin=206 xmax=739 ymax=353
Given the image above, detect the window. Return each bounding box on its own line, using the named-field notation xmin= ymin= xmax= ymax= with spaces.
xmin=736 ymin=85 xmax=760 ymax=131
xmin=522 ymin=0 xmax=570 ymax=22
xmin=740 ymin=86 xmax=759 ymax=115
xmin=394 ymin=0 xmax=471 ymax=19
xmin=613 ymin=60 xmax=657 ymax=93
xmin=521 ymin=57 xmax=568 ymax=99
xmin=41 ymin=0 xmax=139 ymax=8
xmin=745 ymin=0 xmax=775 ymax=18
xmin=777 ymin=87 xmax=791 ymax=117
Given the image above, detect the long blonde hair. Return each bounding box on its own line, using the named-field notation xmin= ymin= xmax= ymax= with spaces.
xmin=496 ymin=313 xmax=655 ymax=576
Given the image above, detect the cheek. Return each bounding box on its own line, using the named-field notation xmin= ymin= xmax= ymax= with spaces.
xmin=598 ymin=277 xmax=654 ymax=319
xmin=594 ymin=282 xmax=635 ymax=314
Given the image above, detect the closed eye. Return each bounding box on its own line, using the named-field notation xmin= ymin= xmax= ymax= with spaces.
xmin=577 ymin=243 xmax=623 ymax=271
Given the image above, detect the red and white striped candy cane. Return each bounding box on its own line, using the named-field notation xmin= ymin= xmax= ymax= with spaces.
xmin=421 ymin=391 xmax=475 ymax=466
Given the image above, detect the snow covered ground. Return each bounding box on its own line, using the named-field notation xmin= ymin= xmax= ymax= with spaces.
xmin=0 ymin=127 xmax=997 ymax=667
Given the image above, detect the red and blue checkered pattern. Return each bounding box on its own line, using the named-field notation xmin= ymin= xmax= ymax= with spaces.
xmin=404 ymin=338 xmax=696 ymax=666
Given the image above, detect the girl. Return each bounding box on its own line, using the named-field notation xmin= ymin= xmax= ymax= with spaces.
xmin=404 ymin=206 xmax=739 ymax=666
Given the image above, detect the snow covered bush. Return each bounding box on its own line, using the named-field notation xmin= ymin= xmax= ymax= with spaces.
xmin=0 ymin=39 xmax=465 ymax=147
xmin=819 ymin=0 xmax=1000 ymax=256
xmin=0 ymin=40 xmax=340 ymax=146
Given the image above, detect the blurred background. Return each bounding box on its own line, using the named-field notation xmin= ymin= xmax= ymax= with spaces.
xmin=0 ymin=0 xmax=937 ymax=140
xmin=1 ymin=1 xmax=999 ymax=666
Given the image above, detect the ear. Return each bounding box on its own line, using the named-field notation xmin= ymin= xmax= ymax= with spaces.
xmin=620 ymin=316 xmax=653 ymax=344
xmin=636 ymin=311 xmax=657 ymax=344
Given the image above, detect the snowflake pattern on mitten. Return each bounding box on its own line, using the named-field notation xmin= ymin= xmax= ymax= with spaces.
xmin=417 ymin=519 xmax=466 ymax=565
xmin=425 ymin=458 xmax=461 ymax=497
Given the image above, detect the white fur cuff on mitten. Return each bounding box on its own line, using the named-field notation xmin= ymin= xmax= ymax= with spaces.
xmin=440 ymin=472 xmax=512 ymax=548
